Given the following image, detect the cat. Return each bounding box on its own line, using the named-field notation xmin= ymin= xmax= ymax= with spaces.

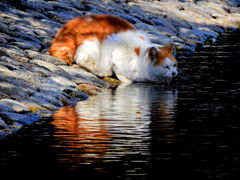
xmin=49 ymin=14 xmax=178 ymax=83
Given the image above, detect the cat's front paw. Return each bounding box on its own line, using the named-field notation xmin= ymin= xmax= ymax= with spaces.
xmin=94 ymin=70 xmax=109 ymax=78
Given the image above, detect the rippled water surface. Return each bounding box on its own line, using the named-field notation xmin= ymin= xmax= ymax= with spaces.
xmin=1 ymin=30 xmax=240 ymax=180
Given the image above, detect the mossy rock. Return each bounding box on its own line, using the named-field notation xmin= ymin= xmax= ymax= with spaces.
xmin=78 ymin=84 xmax=102 ymax=96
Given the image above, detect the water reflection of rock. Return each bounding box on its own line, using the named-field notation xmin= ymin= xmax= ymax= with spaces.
xmin=52 ymin=84 xmax=178 ymax=168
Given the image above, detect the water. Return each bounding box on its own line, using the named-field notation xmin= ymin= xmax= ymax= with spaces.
xmin=1 ymin=30 xmax=240 ymax=180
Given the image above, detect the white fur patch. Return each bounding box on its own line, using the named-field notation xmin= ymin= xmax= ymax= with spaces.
xmin=74 ymin=38 xmax=100 ymax=65
xmin=83 ymin=16 xmax=94 ymax=21
xmin=74 ymin=30 xmax=177 ymax=82
xmin=100 ymin=30 xmax=153 ymax=82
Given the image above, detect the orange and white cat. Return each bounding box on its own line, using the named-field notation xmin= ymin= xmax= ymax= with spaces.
xmin=49 ymin=14 xmax=178 ymax=83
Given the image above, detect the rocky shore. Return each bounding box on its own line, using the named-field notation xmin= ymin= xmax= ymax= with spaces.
xmin=1 ymin=0 xmax=240 ymax=138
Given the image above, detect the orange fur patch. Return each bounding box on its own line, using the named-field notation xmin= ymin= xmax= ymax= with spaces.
xmin=134 ymin=47 xmax=140 ymax=56
xmin=49 ymin=14 xmax=136 ymax=65
xmin=138 ymin=35 xmax=145 ymax=41
xmin=154 ymin=46 xmax=177 ymax=67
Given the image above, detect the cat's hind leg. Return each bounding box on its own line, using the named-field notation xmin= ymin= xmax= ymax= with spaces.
xmin=74 ymin=38 xmax=109 ymax=77
xmin=115 ymin=74 xmax=132 ymax=84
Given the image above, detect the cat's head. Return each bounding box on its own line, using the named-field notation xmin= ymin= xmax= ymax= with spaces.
xmin=147 ymin=43 xmax=178 ymax=82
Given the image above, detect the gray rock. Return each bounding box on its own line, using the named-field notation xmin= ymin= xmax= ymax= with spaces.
xmin=37 ymin=36 xmax=53 ymax=48
xmin=30 ymin=66 xmax=55 ymax=77
xmin=47 ymin=75 xmax=78 ymax=88
xmin=0 ymin=99 xmax=30 ymax=113
xmin=23 ymin=16 xmax=60 ymax=37
xmin=135 ymin=22 xmax=172 ymax=45
xmin=20 ymin=0 xmax=54 ymax=12
xmin=0 ymin=117 xmax=8 ymax=129
xmin=59 ymin=65 xmax=98 ymax=79
xmin=0 ymin=103 xmax=14 ymax=112
xmin=114 ymin=12 xmax=143 ymax=24
xmin=152 ymin=17 xmax=177 ymax=32
xmin=19 ymin=100 xmax=50 ymax=114
xmin=178 ymin=27 xmax=205 ymax=44
xmin=0 ymin=82 xmax=31 ymax=99
xmin=0 ymin=112 xmax=41 ymax=126
xmin=0 ymin=45 xmax=29 ymax=61
xmin=0 ymin=56 xmax=24 ymax=68
xmin=0 ymin=32 xmax=11 ymax=43
xmin=0 ymin=91 xmax=9 ymax=99
xmin=175 ymin=42 xmax=197 ymax=55
xmin=31 ymin=91 xmax=63 ymax=107
xmin=27 ymin=95 xmax=59 ymax=111
xmin=32 ymin=60 xmax=63 ymax=74
xmin=10 ymin=37 xmax=42 ymax=51
xmin=25 ymin=50 xmax=67 ymax=65
xmin=59 ymin=65 xmax=107 ymax=87
xmin=0 ymin=65 xmax=37 ymax=95
xmin=44 ymin=10 xmax=77 ymax=24
xmin=54 ymin=0 xmax=85 ymax=11
xmin=63 ymin=88 xmax=89 ymax=100
xmin=0 ymin=64 xmax=12 ymax=72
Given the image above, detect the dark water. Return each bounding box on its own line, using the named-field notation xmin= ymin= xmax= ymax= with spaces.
xmin=1 ymin=30 xmax=240 ymax=180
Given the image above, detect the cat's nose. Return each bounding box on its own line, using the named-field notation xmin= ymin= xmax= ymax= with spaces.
xmin=172 ymin=72 xmax=176 ymax=77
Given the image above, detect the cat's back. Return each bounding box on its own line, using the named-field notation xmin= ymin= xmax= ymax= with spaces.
xmin=50 ymin=14 xmax=137 ymax=66
xmin=54 ymin=14 xmax=136 ymax=43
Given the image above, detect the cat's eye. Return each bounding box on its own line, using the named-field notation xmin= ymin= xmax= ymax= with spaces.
xmin=165 ymin=66 xmax=170 ymax=70
xmin=173 ymin=64 xmax=177 ymax=67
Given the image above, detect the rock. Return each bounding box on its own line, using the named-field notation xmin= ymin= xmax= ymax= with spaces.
xmin=0 ymin=65 xmax=37 ymax=96
xmin=0 ymin=82 xmax=31 ymax=99
xmin=0 ymin=32 xmax=11 ymax=43
xmin=19 ymin=100 xmax=50 ymax=113
xmin=27 ymin=95 xmax=59 ymax=111
xmin=175 ymin=42 xmax=197 ymax=55
xmin=32 ymin=60 xmax=63 ymax=74
xmin=0 ymin=117 xmax=8 ymax=129
xmin=0 ymin=99 xmax=30 ymax=113
xmin=178 ymin=27 xmax=205 ymax=45
xmin=10 ymin=37 xmax=42 ymax=51
xmin=47 ymin=75 xmax=78 ymax=88
xmin=0 ymin=56 xmax=24 ymax=68
xmin=20 ymin=0 xmax=54 ymax=12
xmin=78 ymin=84 xmax=102 ymax=96
xmin=195 ymin=27 xmax=219 ymax=43
xmin=44 ymin=10 xmax=78 ymax=24
xmin=0 ymin=103 xmax=14 ymax=112
xmin=0 ymin=112 xmax=41 ymax=126
xmin=30 ymin=66 xmax=54 ymax=77
xmin=23 ymin=16 xmax=60 ymax=37
xmin=54 ymin=0 xmax=85 ymax=11
xmin=0 ymin=45 xmax=29 ymax=62
xmin=25 ymin=50 xmax=67 ymax=65
xmin=30 ymin=91 xmax=64 ymax=107
xmin=58 ymin=65 xmax=107 ymax=87
xmin=214 ymin=17 xmax=239 ymax=29
xmin=63 ymin=88 xmax=89 ymax=100
xmin=37 ymin=36 xmax=53 ymax=48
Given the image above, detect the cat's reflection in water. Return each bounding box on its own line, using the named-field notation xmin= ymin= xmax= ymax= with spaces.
xmin=52 ymin=84 xmax=178 ymax=166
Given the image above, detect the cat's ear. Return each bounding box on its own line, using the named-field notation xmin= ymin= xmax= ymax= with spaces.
xmin=148 ymin=47 xmax=159 ymax=62
xmin=165 ymin=43 xmax=174 ymax=53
